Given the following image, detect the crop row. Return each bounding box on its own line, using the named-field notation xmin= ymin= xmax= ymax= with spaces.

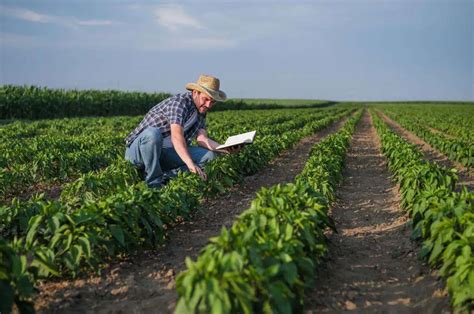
xmin=380 ymin=109 xmax=473 ymax=168
xmin=0 ymin=109 xmax=353 ymax=312
xmin=372 ymin=111 xmax=473 ymax=311
xmin=377 ymin=104 xmax=473 ymax=141
xmin=175 ymin=111 xmax=361 ymax=313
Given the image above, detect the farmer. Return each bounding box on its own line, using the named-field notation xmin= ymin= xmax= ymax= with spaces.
xmin=125 ymin=74 xmax=239 ymax=188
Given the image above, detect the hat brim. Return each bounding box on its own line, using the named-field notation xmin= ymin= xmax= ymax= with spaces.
xmin=186 ymin=83 xmax=227 ymax=102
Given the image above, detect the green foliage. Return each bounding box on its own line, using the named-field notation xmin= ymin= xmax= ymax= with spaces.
xmin=0 ymin=108 xmax=346 ymax=201
xmin=0 ymin=85 xmax=171 ymax=119
xmin=372 ymin=111 xmax=474 ymax=311
xmin=175 ymin=111 xmax=361 ymax=313
xmin=380 ymin=104 xmax=473 ymax=168
xmin=0 ymin=85 xmax=341 ymax=120
xmin=0 ymin=237 xmax=37 ymax=314
xmin=0 ymin=107 xmax=356 ymax=310
xmin=217 ymin=98 xmax=337 ymax=110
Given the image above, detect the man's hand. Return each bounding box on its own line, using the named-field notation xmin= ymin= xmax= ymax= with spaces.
xmin=220 ymin=144 xmax=244 ymax=154
xmin=189 ymin=164 xmax=207 ymax=180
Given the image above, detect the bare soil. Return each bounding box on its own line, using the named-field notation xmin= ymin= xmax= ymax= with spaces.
xmin=2 ymin=177 xmax=74 ymax=206
xmin=378 ymin=112 xmax=473 ymax=190
xmin=304 ymin=111 xmax=450 ymax=313
xmin=35 ymin=116 xmax=349 ymax=313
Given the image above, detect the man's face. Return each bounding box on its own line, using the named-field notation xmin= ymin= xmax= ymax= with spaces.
xmin=193 ymin=90 xmax=215 ymax=114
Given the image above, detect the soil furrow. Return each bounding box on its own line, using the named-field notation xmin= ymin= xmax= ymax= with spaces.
xmin=35 ymin=115 xmax=350 ymax=313
xmin=304 ymin=111 xmax=450 ymax=313
xmin=378 ymin=111 xmax=473 ymax=190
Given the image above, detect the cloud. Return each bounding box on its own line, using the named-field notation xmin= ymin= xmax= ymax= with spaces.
xmin=0 ymin=4 xmax=114 ymax=28
xmin=20 ymin=10 xmax=49 ymax=22
xmin=0 ymin=5 xmax=51 ymax=23
xmin=0 ymin=3 xmax=237 ymax=51
xmin=154 ymin=5 xmax=205 ymax=31
xmin=77 ymin=20 xmax=113 ymax=26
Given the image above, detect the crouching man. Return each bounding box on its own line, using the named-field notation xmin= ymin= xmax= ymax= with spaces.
xmin=124 ymin=74 xmax=239 ymax=188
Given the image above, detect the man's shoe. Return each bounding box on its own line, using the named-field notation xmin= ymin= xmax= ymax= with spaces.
xmin=161 ymin=174 xmax=171 ymax=185
xmin=148 ymin=183 xmax=162 ymax=189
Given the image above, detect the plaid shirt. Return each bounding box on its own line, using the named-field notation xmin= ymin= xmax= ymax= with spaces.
xmin=125 ymin=92 xmax=206 ymax=147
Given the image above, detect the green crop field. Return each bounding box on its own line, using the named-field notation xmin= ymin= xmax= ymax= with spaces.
xmin=232 ymin=98 xmax=330 ymax=106
xmin=0 ymin=86 xmax=473 ymax=313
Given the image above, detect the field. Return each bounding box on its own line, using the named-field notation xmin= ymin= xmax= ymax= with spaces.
xmin=232 ymin=98 xmax=331 ymax=106
xmin=1 ymin=94 xmax=473 ymax=313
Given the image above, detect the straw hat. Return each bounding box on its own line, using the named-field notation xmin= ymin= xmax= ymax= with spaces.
xmin=186 ymin=74 xmax=227 ymax=102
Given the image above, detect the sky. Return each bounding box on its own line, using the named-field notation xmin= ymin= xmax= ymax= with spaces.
xmin=0 ymin=0 xmax=472 ymax=101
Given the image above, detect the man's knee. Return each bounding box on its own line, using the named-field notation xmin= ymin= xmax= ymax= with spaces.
xmin=140 ymin=127 xmax=162 ymax=146
xmin=201 ymin=149 xmax=217 ymax=163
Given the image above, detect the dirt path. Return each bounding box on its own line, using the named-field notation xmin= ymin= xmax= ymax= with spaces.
xmin=35 ymin=115 xmax=350 ymax=313
xmin=378 ymin=111 xmax=473 ymax=190
xmin=304 ymin=111 xmax=450 ymax=313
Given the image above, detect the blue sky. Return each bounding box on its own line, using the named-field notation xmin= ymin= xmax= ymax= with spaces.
xmin=0 ymin=0 xmax=472 ymax=101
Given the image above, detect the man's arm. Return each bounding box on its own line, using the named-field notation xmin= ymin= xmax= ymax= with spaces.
xmin=196 ymin=129 xmax=221 ymax=151
xmin=170 ymin=124 xmax=207 ymax=180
